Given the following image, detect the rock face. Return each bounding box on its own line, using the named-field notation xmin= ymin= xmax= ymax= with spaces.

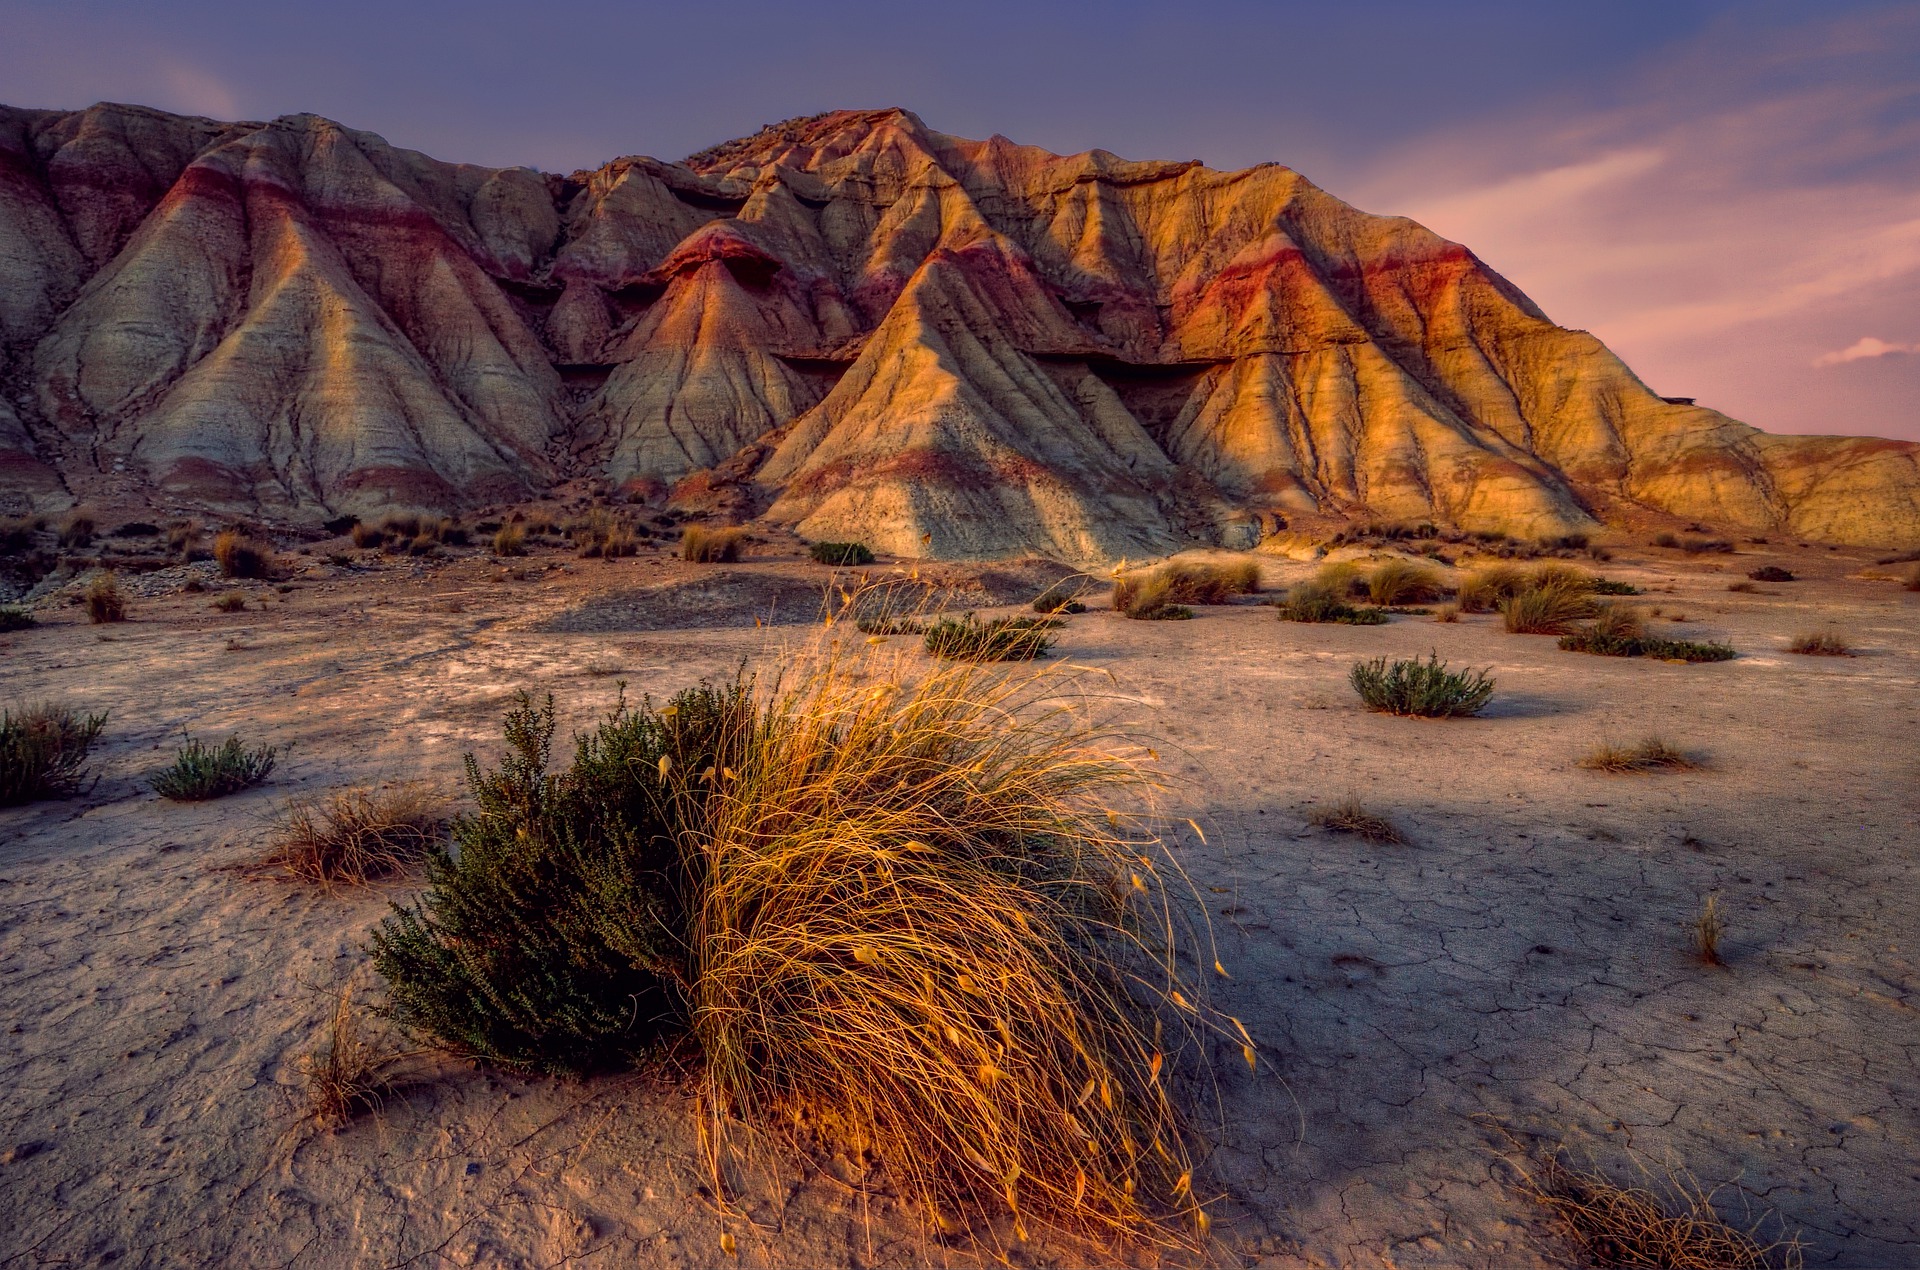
xmin=2 ymin=102 xmax=1916 ymax=559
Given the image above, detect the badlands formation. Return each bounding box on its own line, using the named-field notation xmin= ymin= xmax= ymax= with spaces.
xmin=3 ymin=103 xmax=1919 ymax=561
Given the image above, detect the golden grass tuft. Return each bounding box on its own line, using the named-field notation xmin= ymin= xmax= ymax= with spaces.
xmin=1522 ymin=1150 xmax=1801 ymax=1269
xmin=1434 ymin=603 xmax=1460 ymax=623
xmin=1578 ymin=737 xmax=1697 ymax=774
xmin=213 ymin=529 xmax=275 ymax=579
xmin=1364 ymin=559 xmax=1449 ymax=606
xmin=1306 ymin=795 xmax=1404 ymax=844
xmin=683 ymin=524 xmax=748 ymax=563
xmin=490 ymin=522 xmax=527 ymax=556
xmin=84 ymin=572 xmax=129 ymax=624
xmin=1457 ymin=563 xmax=1530 ymax=612
xmin=1693 ymin=895 xmax=1726 ymax=966
xmin=1112 ymin=559 xmax=1259 ymax=617
xmin=690 ymin=629 xmax=1217 ymax=1248
xmin=1786 ymin=629 xmax=1852 ymax=656
xmin=299 ymin=979 xmax=416 ymax=1131
xmin=267 ymin=782 xmax=445 ymax=889
xmin=1501 ymin=574 xmax=1599 ymax=634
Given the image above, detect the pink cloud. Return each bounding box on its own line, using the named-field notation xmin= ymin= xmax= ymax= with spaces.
xmin=1815 ymin=337 xmax=1917 ymax=367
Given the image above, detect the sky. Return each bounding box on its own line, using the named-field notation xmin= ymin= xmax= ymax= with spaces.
xmin=3 ymin=0 xmax=1916 ymax=441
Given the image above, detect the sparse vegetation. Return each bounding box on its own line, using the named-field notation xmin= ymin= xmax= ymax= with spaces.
xmin=267 ymin=783 xmax=444 ymax=889
xmin=1727 ymin=581 xmax=1758 ymax=593
xmin=1364 ymin=559 xmax=1449 ymax=606
xmin=1113 ymin=559 xmax=1259 ymax=618
xmin=1307 ymin=795 xmax=1404 ymax=843
xmin=0 ymin=702 xmax=107 ymax=805
xmin=1786 ymin=630 xmax=1852 ymax=656
xmin=682 ymin=525 xmax=747 ymax=563
xmin=1652 ymin=531 xmax=1680 ymax=549
xmin=58 ymin=513 xmax=96 ymax=549
xmin=1693 ymin=895 xmax=1726 ymax=966
xmin=150 ymin=734 xmax=278 ymax=800
xmin=1522 ymin=1149 xmax=1800 ymax=1269
xmin=212 ymin=590 xmax=248 ymax=613
xmin=1590 ymin=577 xmax=1640 ymax=595
xmin=1681 ymin=536 xmax=1734 ymax=554
xmin=1349 ymin=653 xmax=1494 ymax=717
xmin=85 ymin=572 xmax=129 ymax=623
xmin=923 ymin=614 xmax=1057 ymax=660
xmin=808 ymin=540 xmax=875 ymax=566
xmin=299 ymin=980 xmax=413 ymax=1130
xmin=350 ymin=521 xmax=384 ymax=549
xmin=213 ymin=529 xmax=274 ymax=579
xmin=572 ymin=508 xmax=639 ymax=558
xmin=1030 ymin=576 xmax=1092 ymax=614
xmin=1457 ymin=564 xmax=1531 ymax=612
xmin=490 ymin=522 xmax=527 ymax=556
xmin=1747 ymin=566 xmax=1794 ymax=582
xmin=1273 ymin=582 xmax=1388 ymax=624
xmin=166 ymin=520 xmax=202 ymax=558
xmin=1578 ymin=737 xmax=1697 ymax=773
xmin=1501 ymin=568 xmax=1600 ymax=634
xmin=1559 ymin=609 xmax=1736 ymax=662
xmin=0 ymin=604 xmax=35 ymax=631
xmin=1434 ymin=604 xmax=1459 ymax=623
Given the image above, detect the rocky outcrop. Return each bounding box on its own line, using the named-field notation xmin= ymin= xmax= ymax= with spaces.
xmin=1 ymin=101 xmax=1915 ymax=558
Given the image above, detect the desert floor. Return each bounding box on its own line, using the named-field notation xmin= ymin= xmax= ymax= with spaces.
xmin=1 ymin=535 xmax=1916 ymax=1268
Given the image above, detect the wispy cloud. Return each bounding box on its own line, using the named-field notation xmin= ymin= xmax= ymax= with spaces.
xmin=1816 ymin=337 xmax=1917 ymax=366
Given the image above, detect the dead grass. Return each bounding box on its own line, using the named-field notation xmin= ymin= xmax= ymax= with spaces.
xmin=1433 ymin=603 xmax=1460 ymax=623
xmin=1113 ymin=559 xmax=1259 ymax=617
xmin=1520 ymin=1149 xmax=1801 ymax=1269
xmin=1457 ymin=563 xmax=1530 ymax=612
xmin=683 ymin=525 xmax=747 ymax=563
xmin=691 ymin=628 xmax=1221 ymax=1248
xmin=1693 ymin=895 xmax=1726 ymax=966
xmin=1786 ymin=630 xmax=1852 ymax=656
xmin=1502 ymin=575 xmax=1599 ymax=634
xmin=84 ymin=572 xmax=128 ymax=623
xmin=212 ymin=590 xmax=248 ymax=613
xmin=213 ymin=529 xmax=275 ymax=579
xmin=1306 ymin=795 xmax=1404 ymax=843
xmin=490 ymin=522 xmax=527 ymax=556
xmin=298 ymin=980 xmax=416 ymax=1131
xmin=266 ymin=783 xmax=445 ymax=889
xmin=1364 ymin=559 xmax=1449 ymax=605
xmin=1578 ymin=737 xmax=1698 ymax=774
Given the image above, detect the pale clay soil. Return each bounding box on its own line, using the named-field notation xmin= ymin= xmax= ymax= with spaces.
xmin=1 ymin=538 xmax=1916 ymax=1269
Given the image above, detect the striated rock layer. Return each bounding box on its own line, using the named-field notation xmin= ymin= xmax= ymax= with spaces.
xmin=1 ymin=102 xmax=1915 ymax=560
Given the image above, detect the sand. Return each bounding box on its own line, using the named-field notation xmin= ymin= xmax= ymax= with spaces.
xmin=2 ymin=538 xmax=1915 ymax=1267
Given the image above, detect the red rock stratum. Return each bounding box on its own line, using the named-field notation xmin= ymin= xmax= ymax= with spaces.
xmin=3 ymin=103 xmax=1916 ymax=560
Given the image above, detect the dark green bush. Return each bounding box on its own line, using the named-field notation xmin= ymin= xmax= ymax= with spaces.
xmin=922 ymin=615 xmax=1056 ymax=660
xmin=1350 ymin=654 xmax=1494 ymax=717
xmin=372 ymin=684 xmax=751 ymax=1074
xmin=1275 ymin=583 xmax=1389 ymax=624
xmin=1559 ymin=606 xmax=1735 ymax=662
xmin=1747 ymin=566 xmax=1794 ymax=582
xmin=1 ymin=702 xmax=107 ymax=805
xmin=150 ymin=734 xmax=278 ymax=800
xmin=0 ymin=605 xmax=35 ymax=632
xmin=809 ymin=540 xmax=875 ymax=566
xmin=1030 ymin=577 xmax=1092 ymax=614
xmin=1590 ymin=578 xmax=1641 ymax=595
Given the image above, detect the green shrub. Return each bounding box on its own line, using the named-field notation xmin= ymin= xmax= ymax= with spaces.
xmin=85 ymin=573 xmax=129 ymax=624
xmin=1559 ymin=610 xmax=1735 ymax=662
xmin=1349 ymin=653 xmax=1494 ymax=717
xmin=1030 ymin=577 xmax=1092 ymax=614
xmin=0 ymin=605 xmax=35 ymax=632
xmin=922 ymin=615 xmax=1056 ymax=660
xmin=1 ymin=702 xmax=107 ymax=805
xmin=150 ymin=734 xmax=278 ymax=800
xmin=1590 ymin=578 xmax=1640 ymax=595
xmin=372 ymin=685 xmax=750 ymax=1074
xmin=1643 ymin=638 xmax=1736 ymax=663
xmin=1274 ymin=582 xmax=1389 ymax=624
xmin=809 ymin=540 xmax=875 ymax=566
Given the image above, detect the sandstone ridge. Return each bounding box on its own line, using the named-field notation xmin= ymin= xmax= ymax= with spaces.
xmin=3 ymin=102 xmax=1915 ymax=560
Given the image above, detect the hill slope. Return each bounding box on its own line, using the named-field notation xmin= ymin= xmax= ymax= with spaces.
xmin=2 ymin=102 xmax=1915 ymax=559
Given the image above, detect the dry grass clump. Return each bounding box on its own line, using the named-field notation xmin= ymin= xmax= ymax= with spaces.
xmin=1273 ymin=581 xmax=1387 ymax=624
xmin=1 ymin=701 xmax=107 ymax=805
xmin=1523 ymin=1150 xmax=1800 ymax=1269
xmin=1364 ymin=559 xmax=1449 ymax=606
xmin=1306 ymin=795 xmax=1404 ymax=843
xmin=1786 ymin=629 xmax=1852 ymax=656
xmin=1502 ymin=569 xmax=1599 ymax=634
xmin=212 ymin=590 xmax=249 ymax=613
xmin=1693 ymin=895 xmax=1726 ymax=966
xmin=1113 ymin=559 xmax=1259 ymax=617
xmin=1433 ymin=604 xmax=1460 ymax=623
xmin=1578 ymin=737 xmax=1697 ymax=774
xmin=1457 ymin=563 xmax=1530 ymax=612
xmin=490 ymin=522 xmax=527 ymax=556
xmin=349 ymin=521 xmax=384 ymax=549
xmin=692 ymin=643 xmax=1212 ymax=1247
xmin=571 ymin=508 xmax=639 ymax=558
xmin=58 ymin=512 xmax=96 ymax=548
xmin=84 ymin=572 xmax=128 ymax=623
xmin=299 ymin=980 xmax=416 ymax=1130
xmin=268 ymin=783 xmax=445 ymax=888
xmin=1747 ymin=565 xmax=1794 ymax=582
xmin=683 ymin=525 xmax=747 ymax=563
xmin=214 ymin=529 xmax=275 ymax=578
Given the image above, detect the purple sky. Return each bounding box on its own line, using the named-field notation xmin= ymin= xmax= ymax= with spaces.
xmin=4 ymin=0 xmax=1916 ymax=442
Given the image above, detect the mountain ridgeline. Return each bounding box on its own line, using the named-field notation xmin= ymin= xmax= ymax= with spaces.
xmin=2 ymin=102 xmax=1916 ymax=562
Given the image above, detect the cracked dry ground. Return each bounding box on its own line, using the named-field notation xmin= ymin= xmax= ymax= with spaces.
xmin=1 ymin=545 xmax=1915 ymax=1267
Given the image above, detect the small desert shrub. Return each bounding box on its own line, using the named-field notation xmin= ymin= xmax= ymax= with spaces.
xmin=0 ymin=702 xmax=107 ymax=805
xmin=1364 ymin=559 xmax=1448 ymax=605
xmin=1556 ymin=603 xmax=1646 ymax=656
xmin=1523 ymin=1150 xmax=1800 ymax=1269
xmin=349 ymin=522 xmax=383 ymax=548
xmin=58 ymin=513 xmax=96 ymax=548
xmin=268 ymin=782 xmax=444 ymax=888
xmin=1457 ymin=564 xmax=1530 ymax=612
xmin=1652 ymin=531 xmax=1680 ymax=549
xmin=166 ymin=520 xmax=202 ymax=557
xmin=490 ymin=522 xmax=527 ymax=556
xmin=809 ymin=540 xmax=875 ymax=566
xmin=1307 ymin=795 xmax=1403 ymax=843
xmin=434 ymin=517 xmax=469 ymax=546
xmin=1747 ymin=566 xmax=1793 ymax=582
xmin=213 ymin=529 xmax=274 ymax=579
xmin=1434 ymin=604 xmax=1459 ymax=623
xmin=1787 ymin=630 xmax=1851 ymax=656
xmin=381 ymin=514 xmax=421 ymax=540
xmin=403 ymin=532 xmax=437 ymax=557
xmin=1273 ymin=582 xmax=1387 ymax=624
xmin=682 ymin=525 xmax=746 ymax=563
xmin=1681 ymin=536 xmax=1734 ymax=554
xmin=212 ymin=590 xmax=248 ymax=613
xmin=150 ymin=734 xmax=278 ymax=800
xmin=1114 ymin=560 xmax=1259 ymax=617
xmin=1030 ymin=577 xmax=1092 ymax=614
xmin=1693 ymin=895 xmax=1726 ymax=966
xmin=1648 ymin=638 xmax=1736 ymax=663
xmin=1590 ymin=577 xmax=1639 ymax=595
xmin=0 ymin=604 xmax=35 ymax=631
xmin=855 ymin=613 xmax=925 ymax=636
xmin=1578 ymin=737 xmax=1697 ymax=773
xmin=85 ymin=572 xmax=129 ymax=624
xmin=1349 ymin=653 xmax=1494 ymax=717
xmin=923 ymin=614 xmax=1056 ymax=660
